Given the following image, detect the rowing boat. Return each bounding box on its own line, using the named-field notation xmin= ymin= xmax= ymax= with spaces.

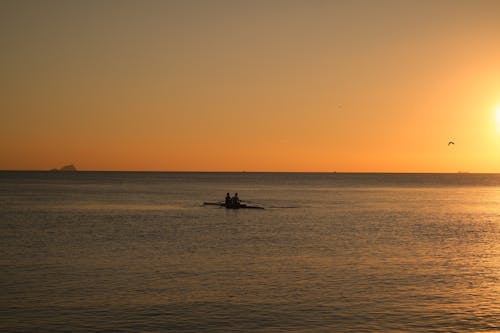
xmin=203 ymin=202 xmax=264 ymax=209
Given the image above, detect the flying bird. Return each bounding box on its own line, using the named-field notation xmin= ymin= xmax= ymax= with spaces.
xmin=448 ymin=141 xmax=455 ymax=146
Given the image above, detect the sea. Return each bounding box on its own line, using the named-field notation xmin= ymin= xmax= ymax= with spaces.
xmin=1 ymin=171 xmax=499 ymax=332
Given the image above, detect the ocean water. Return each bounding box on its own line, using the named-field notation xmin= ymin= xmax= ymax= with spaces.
xmin=1 ymin=171 xmax=499 ymax=332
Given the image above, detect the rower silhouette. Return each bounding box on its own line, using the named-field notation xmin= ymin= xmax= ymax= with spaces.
xmin=225 ymin=193 xmax=231 ymax=207
xmin=231 ymin=193 xmax=240 ymax=208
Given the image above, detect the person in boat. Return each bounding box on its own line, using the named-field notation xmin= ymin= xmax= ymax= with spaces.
xmin=225 ymin=193 xmax=232 ymax=207
xmin=231 ymin=193 xmax=240 ymax=208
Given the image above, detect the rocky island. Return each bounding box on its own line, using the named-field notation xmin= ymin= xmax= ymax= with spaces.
xmin=50 ymin=164 xmax=77 ymax=172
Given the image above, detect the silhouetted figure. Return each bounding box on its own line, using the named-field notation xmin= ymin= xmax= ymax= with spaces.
xmin=225 ymin=193 xmax=232 ymax=207
xmin=231 ymin=193 xmax=240 ymax=208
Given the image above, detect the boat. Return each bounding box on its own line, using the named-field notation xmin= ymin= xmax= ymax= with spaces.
xmin=203 ymin=202 xmax=264 ymax=209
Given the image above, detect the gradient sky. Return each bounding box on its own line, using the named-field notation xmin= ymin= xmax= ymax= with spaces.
xmin=1 ymin=0 xmax=500 ymax=172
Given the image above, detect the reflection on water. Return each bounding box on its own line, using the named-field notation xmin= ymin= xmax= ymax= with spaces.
xmin=0 ymin=172 xmax=499 ymax=332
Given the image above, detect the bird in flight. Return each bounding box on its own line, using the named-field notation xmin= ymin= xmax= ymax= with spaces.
xmin=448 ymin=141 xmax=455 ymax=146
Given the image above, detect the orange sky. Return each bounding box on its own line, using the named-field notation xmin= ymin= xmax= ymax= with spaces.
xmin=1 ymin=0 xmax=500 ymax=172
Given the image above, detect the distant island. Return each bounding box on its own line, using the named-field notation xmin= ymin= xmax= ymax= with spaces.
xmin=50 ymin=164 xmax=77 ymax=172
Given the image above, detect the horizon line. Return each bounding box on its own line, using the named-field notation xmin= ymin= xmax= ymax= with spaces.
xmin=0 ymin=169 xmax=489 ymax=174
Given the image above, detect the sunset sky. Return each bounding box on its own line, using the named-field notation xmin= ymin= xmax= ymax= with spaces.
xmin=1 ymin=0 xmax=500 ymax=172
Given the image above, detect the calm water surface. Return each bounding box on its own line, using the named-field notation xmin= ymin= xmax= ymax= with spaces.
xmin=1 ymin=172 xmax=499 ymax=332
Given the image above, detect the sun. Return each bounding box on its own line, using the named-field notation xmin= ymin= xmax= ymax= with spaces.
xmin=496 ymin=104 xmax=500 ymax=132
